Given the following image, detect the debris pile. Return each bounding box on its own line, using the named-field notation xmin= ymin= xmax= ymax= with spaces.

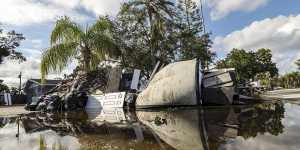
xmin=48 ymin=68 xmax=108 ymax=95
xmin=25 ymin=68 xmax=108 ymax=112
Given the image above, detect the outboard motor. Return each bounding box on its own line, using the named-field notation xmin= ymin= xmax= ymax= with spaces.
xmin=202 ymin=68 xmax=238 ymax=105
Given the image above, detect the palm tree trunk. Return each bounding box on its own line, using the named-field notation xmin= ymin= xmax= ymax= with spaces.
xmin=81 ymin=46 xmax=92 ymax=73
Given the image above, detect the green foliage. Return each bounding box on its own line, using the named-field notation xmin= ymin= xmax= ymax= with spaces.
xmin=126 ymin=0 xmax=175 ymax=55
xmin=117 ymin=0 xmax=214 ymax=77
xmin=255 ymin=72 xmax=272 ymax=88
xmin=216 ymin=48 xmax=278 ymax=83
xmin=276 ymin=72 xmax=300 ymax=89
xmin=295 ymin=59 xmax=300 ymax=70
xmin=255 ymin=48 xmax=278 ymax=77
xmin=52 ymin=142 xmax=67 ymax=150
xmin=41 ymin=16 xmax=120 ymax=81
xmin=10 ymin=87 xmax=19 ymax=95
xmin=175 ymin=0 xmax=214 ymax=68
xmin=0 ymin=29 xmax=26 ymax=63
xmin=40 ymin=136 xmax=68 ymax=150
xmin=43 ymin=1 xmax=214 ymax=79
xmin=239 ymin=102 xmax=285 ymax=138
xmin=39 ymin=136 xmax=47 ymax=150
xmin=0 ymin=82 xmax=9 ymax=92
xmin=116 ymin=0 xmax=177 ymax=77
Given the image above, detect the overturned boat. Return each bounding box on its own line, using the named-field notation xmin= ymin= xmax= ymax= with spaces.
xmin=136 ymin=59 xmax=238 ymax=108
xmin=86 ymin=59 xmax=238 ymax=109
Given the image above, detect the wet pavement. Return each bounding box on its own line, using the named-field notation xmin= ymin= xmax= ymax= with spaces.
xmin=262 ymin=88 xmax=300 ymax=100
xmin=0 ymin=106 xmax=29 ymax=117
xmin=0 ymin=101 xmax=299 ymax=150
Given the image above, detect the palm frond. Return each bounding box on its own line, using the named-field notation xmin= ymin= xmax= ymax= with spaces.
xmin=91 ymin=31 xmax=120 ymax=57
xmin=40 ymin=42 xmax=78 ymax=81
xmin=127 ymin=0 xmax=145 ymax=7
xmin=90 ymin=50 xmax=105 ymax=70
xmin=50 ymin=16 xmax=83 ymax=45
xmin=88 ymin=17 xmax=121 ymax=59
xmin=88 ymin=17 xmax=113 ymax=34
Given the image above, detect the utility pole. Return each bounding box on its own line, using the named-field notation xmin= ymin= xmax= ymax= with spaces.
xmin=199 ymin=0 xmax=209 ymax=70
xmin=199 ymin=0 xmax=206 ymax=34
xmin=18 ymin=72 xmax=22 ymax=95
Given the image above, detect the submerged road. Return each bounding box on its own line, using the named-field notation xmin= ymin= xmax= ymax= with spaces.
xmin=261 ymin=88 xmax=300 ymax=100
xmin=0 ymin=105 xmax=30 ymax=117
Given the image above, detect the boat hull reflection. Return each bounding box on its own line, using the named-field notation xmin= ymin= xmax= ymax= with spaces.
xmin=137 ymin=109 xmax=208 ymax=150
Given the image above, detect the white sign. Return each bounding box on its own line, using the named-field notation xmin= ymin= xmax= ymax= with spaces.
xmin=87 ymin=92 xmax=126 ymax=109
xmin=86 ymin=108 xmax=126 ymax=123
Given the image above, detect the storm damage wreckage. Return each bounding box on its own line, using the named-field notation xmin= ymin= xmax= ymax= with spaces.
xmin=136 ymin=59 xmax=238 ymax=108
xmin=26 ymin=59 xmax=241 ymax=112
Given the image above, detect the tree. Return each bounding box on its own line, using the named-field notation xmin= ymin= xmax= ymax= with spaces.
xmin=216 ymin=49 xmax=257 ymax=82
xmin=127 ymin=0 xmax=174 ymax=54
xmin=117 ymin=0 xmax=214 ymax=77
xmin=216 ymin=48 xmax=278 ymax=83
xmin=0 ymin=29 xmax=26 ymax=64
xmin=295 ymin=59 xmax=300 ymax=70
xmin=10 ymin=87 xmax=19 ymax=95
xmin=116 ymin=0 xmax=177 ymax=78
xmin=41 ymin=16 xmax=120 ymax=80
xmin=0 ymin=81 xmax=9 ymax=93
xmin=276 ymin=72 xmax=300 ymax=89
xmin=255 ymin=48 xmax=278 ymax=77
xmin=175 ymin=0 xmax=214 ymax=68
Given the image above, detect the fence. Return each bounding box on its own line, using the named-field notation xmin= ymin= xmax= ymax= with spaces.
xmin=0 ymin=93 xmax=27 ymax=106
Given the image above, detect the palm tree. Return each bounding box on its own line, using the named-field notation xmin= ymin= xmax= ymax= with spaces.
xmin=41 ymin=16 xmax=119 ymax=80
xmin=126 ymin=0 xmax=175 ymax=66
xmin=127 ymin=0 xmax=174 ymax=49
xmin=127 ymin=0 xmax=174 ymax=29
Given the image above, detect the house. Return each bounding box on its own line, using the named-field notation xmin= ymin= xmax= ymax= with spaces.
xmin=23 ymin=79 xmax=61 ymax=103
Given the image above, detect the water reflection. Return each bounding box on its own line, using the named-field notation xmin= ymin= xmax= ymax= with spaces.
xmin=136 ymin=102 xmax=285 ymax=150
xmin=203 ymin=102 xmax=285 ymax=149
xmin=0 ymin=101 xmax=293 ymax=150
xmin=136 ymin=109 xmax=208 ymax=150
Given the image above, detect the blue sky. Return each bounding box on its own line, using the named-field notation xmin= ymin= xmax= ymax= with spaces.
xmin=0 ymin=0 xmax=300 ymax=87
xmin=206 ymin=0 xmax=300 ymax=36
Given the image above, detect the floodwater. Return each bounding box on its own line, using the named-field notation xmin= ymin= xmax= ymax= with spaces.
xmin=0 ymin=101 xmax=300 ymax=150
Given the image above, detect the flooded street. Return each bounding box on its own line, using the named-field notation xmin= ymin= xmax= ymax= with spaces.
xmin=0 ymin=101 xmax=299 ymax=150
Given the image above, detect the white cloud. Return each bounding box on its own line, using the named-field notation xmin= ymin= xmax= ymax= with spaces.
xmin=0 ymin=123 xmax=81 ymax=150
xmin=0 ymin=0 xmax=89 ymax=26
xmin=81 ymin=0 xmax=125 ymax=16
xmin=0 ymin=51 xmax=74 ymax=87
xmin=0 ymin=58 xmax=42 ymax=87
xmin=48 ymin=0 xmax=80 ymax=9
xmin=213 ymin=15 xmax=300 ymax=74
xmin=206 ymin=0 xmax=269 ymax=20
xmin=0 ymin=0 xmax=126 ymax=26
xmin=30 ymin=39 xmax=43 ymax=49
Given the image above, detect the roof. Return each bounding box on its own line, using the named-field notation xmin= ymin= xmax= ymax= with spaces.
xmin=28 ymin=79 xmax=61 ymax=86
xmin=23 ymin=79 xmax=62 ymax=91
